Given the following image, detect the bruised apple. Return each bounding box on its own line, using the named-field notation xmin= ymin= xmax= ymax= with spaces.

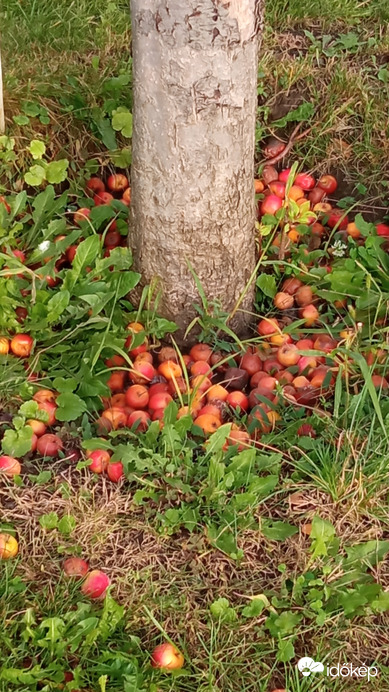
xmin=36 ymin=434 xmax=63 ymax=457
xmin=63 ymin=557 xmax=89 ymax=578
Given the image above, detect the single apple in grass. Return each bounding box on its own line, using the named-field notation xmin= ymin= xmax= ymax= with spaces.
xmin=81 ymin=569 xmax=111 ymax=600
xmin=151 ymin=642 xmax=184 ymax=670
xmin=0 ymin=455 xmax=21 ymax=477
xmin=0 ymin=534 xmax=18 ymax=559
xmin=63 ymin=557 xmax=89 ymax=578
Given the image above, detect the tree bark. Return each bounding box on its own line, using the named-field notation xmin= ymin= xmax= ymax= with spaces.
xmin=129 ymin=0 xmax=263 ymax=341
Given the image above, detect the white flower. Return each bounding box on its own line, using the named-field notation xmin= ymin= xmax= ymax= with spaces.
xmin=332 ymin=240 xmax=347 ymax=257
xmin=38 ymin=240 xmax=51 ymax=252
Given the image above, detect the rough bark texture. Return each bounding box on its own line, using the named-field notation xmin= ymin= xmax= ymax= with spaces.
xmin=129 ymin=0 xmax=263 ymax=341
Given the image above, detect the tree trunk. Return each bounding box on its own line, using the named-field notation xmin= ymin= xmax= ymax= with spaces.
xmin=129 ymin=0 xmax=263 ymax=340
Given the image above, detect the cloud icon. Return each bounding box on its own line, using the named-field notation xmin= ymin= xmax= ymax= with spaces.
xmin=297 ymin=657 xmax=325 ymax=676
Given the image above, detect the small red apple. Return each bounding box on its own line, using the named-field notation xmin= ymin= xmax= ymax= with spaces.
xmin=63 ymin=557 xmax=89 ymax=578
xmin=86 ymin=449 xmax=111 ymax=473
xmin=107 ymin=461 xmax=124 ymax=482
xmin=81 ymin=569 xmax=110 ymax=599
xmin=85 ymin=177 xmax=105 ymax=195
xmin=0 ymin=455 xmax=21 ymax=477
xmin=36 ymin=434 xmax=63 ymax=457
xmin=151 ymin=643 xmax=184 ymax=670
xmin=107 ymin=174 xmax=129 ymax=192
xmin=10 ymin=334 xmax=34 ymax=358
xmin=260 ymin=194 xmax=283 ymax=216
xmin=74 ymin=207 xmax=91 ymax=225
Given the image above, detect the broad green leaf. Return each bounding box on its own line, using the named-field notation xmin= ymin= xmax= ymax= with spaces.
xmin=110 ymin=148 xmax=132 ymax=168
xmin=256 ymin=273 xmax=277 ymax=298
xmin=13 ymin=114 xmax=30 ymax=126
xmin=242 ymin=597 xmax=267 ymax=618
xmin=266 ymin=610 xmax=301 ymax=636
xmin=310 ymin=516 xmax=336 ymax=558
xmin=2 ymin=426 xmax=33 ymax=457
xmin=28 ymin=470 xmax=52 ymax=485
xmin=28 ymin=140 xmax=46 ymax=160
xmin=45 ymin=159 xmax=69 ymax=184
xmin=343 ymin=541 xmax=389 ymax=570
xmin=47 ymin=290 xmax=70 ymax=323
xmin=25 ymin=165 xmax=46 ymax=186
xmin=277 ymin=638 xmax=295 ymax=662
xmin=58 ymin=515 xmax=76 ymax=535
xmin=261 ymin=520 xmax=298 ymax=541
xmin=210 ymin=598 xmax=237 ymax=622
xmin=72 ymin=235 xmax=101 ymax=279
xmin=56 ymin=392 xmax=87 ymax=422
xmin=39 ymin=512 xmax=59 ymax=530
xmin=112 ymin=107 xmax=133 ymax=138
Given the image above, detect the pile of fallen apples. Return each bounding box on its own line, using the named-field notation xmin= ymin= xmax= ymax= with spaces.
xmin=0 ymin=167 xmax=388 ymax=484
xmin=256 ymin=166 xmax=389 ymax=251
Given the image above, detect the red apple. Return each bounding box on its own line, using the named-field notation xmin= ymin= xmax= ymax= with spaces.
xmin=0 ymin=455 xmax=21 ymax=477
xmin=63 ymin=557 xmax=89 ymax=578
xmin=85 ymin=177 xmax=105 ymax=195
xmin=93 ymin=191 xmax=114 ymax=206
xmin=81 ymin=569 xmax=110 ymax=599
xmin=36 ymin=434 xmax=63 ymax=457
xmin=86 ymin=449 xmax=110 ymax=473
xmin=107 ymin=461 xmax=124 ymax=483
xmin=107 ymin=174 xmax=129 ymax=192
xmin=74 ymin=208 xmax=91 ymax=225
xmin=151 ymin=643 xmax=184 ymax=670
xmin=10 ymin=334 xmax=33 ymax=358
xmin=260 ymin=194 xmax=283 ymax=216
xmin=278 ymin=168 xmax=292 ymax=183
xmin=125 ymin=385 xmax=149 ymax=409
xmin=295 ymin=172 xmax=315 ymax=190
xmin=376 ymin=223 xmax=389 ymax=237
xmin=317 ymin=174 xmax=337 ymax=194
xmin=226 ymin=391 xmax=249 ymax=412
xmin=127 ymin=410 xmax=151 ymax=431
xmin=327 ymin=208 xmax=349 ymax=230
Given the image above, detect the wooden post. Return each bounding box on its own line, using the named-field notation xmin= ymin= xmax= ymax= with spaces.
xmin=0 ymin=48 xmax=5 ymax=134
